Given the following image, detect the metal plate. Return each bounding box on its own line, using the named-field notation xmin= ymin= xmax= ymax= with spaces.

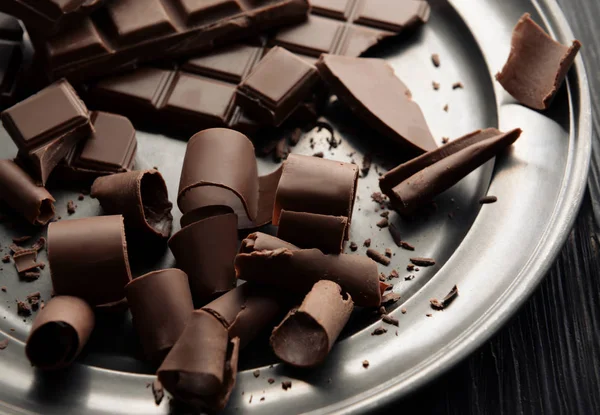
xmin=0 ymin=0 xmax=591 ymax=413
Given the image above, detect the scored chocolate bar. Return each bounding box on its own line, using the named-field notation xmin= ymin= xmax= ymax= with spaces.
xmin=32 ymin=0 xmax=310 ymax=82
xmin=0 ymin=13 xmax=23 ymax=109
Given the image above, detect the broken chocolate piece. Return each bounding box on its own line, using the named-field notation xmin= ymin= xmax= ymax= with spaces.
xmin=125 ymin=269 xmax=194 ymax=362
xmin=400 ymin=241 xmax=415 ymax=251
xmin=281 ymin=381 xmax=292 ymax=390
xmin=371 ymin=327 xmax=387 ymax=335
xmin=0 ymin=160 xmax=55 ymax=225
xmin=17 ymin=299 xmax=31 ymax=316
xmin=452 ymin=82 xmax=464 ymax=90
xmin=66 ymin=200 xmax=76 ymax=214
xmin=382 ymin=315 xmax=399 ymax=326
xmin=25 ymin=296 xmax=94 ymax=370
xmin=271 ymin=280 xmax=353 ymax=368
xmin=381 ymin=292 xmax=401 ymax=305
xmin=431 ymin=285 xmax=459 ymax=310
xmin=364 ymin=238 xmax=371 ymax=247
xmin=367 ymin=248 xmax=391 ymax=266
xmin=385 ymin=248 xmax=392 ymax=258
xmin=0 ymin=338 xmax=7 ymax=349
xmin=388 ymin=223 xmax=402 ymax=247
xmin=158 ymin=310 xmax=240 ymax=412
xmin=479 ymin=195 xmax=498 ymax=204
xmin=21 ymin=270 xmax=41 ymax=281
xmin=277 ymin=211 xmax=348 ymax=254
xmin=13 ymin=249 xmax=43 ymax=273
xmin=410 ymin=257 xmax=436 ymax=267
xmin=317 ymin=55 xmax=436 ymax=153
xmin=496 ymin=13 xmax=581 ymax=110
xmin=379 ymin=128 xmax=522 ymax=213
xmin=48 ymin=215 xmax=132 ymax=308
xmin=376 ymin=218 xmax=389 ymax=228
xmin=431 ymin=53 xmax=440 ymax=67
xmin=92 ymin=170 xmax=173 ymax=238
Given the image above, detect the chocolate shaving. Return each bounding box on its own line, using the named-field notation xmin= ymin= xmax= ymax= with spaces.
xmin=442 ymin=137 xmax=449 ymax=144
xmin=388 ymin=223 xmax=402 ymax=247
xmin=405 ymin=275 xmax=415 ymax=281
xmin=1 ymin=287 xmax=6 ymax=292
xmin=410 ymin=257 xmax=436 ymax=267
xmin=400 ymin=241 xmax=415 ymax=251
xmin=12 ymin=235 xmax=31 ymax=243
xmin=367 ymin=249 xmax=391 ymax=266
xmin=21 ymin=271 xmax=41 ymax=281
xmin=385 ymin=248 xmax=392 ymax=258
xmin=443 ymin=104 xmax=449 ymax=112
xmin=371 ymin=327 xmax=387 ymax=336
xmin=381 ymin=293 xmax=401 ymax=305
xmin=479 ymin=195 xmax=498 ymax=204
xmin=13 ymin=249 xmax=42 ymax=273
xmin=78 ymin=194 xmax=85 ymax=201
xmin=1 ymin=255 xmax=9 ymax=263
xmin=371 ymin=192 xmax=386 ymax=204
xmin=380 ymin=211 xmax=390 ymax=218
xmin=382 ymin=315 xmax=399 ymax=326
xmin=31 ymin=237 xmax=46 ymax=252
xmin=268 ymin=378 xmax=275 ymax=384
xmin=253 ymin=370 xmax=260 ymax=378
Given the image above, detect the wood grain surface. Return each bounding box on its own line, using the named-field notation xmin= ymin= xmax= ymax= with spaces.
xmin=379 ymin=1 xmax=600 ymax=413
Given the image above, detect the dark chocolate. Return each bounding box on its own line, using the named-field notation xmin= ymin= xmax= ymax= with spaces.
xmin=496 ymin=13 xmax=581 ymax=110
xmin=25 ymin=296 xmax=95 ymax=370
xmin=479 ymin=195 xmax=498 ymax=204
xmin=92 ymin=170 xmax=173 ymax=238
xmin=48 ymin=215 xmax=132 ymax=308
xmin=0 ymin=14 xmax=23 ymax=109
xmin=316 ymin=54 xmax=437 ymax=153
xmin=158 ymin=310 xmax=240 ymax=412
xmin=125 ymin=269 xmax=194 ymax=362
xmin=270 ymin=280 xmax=353 ymax=368
xmin=366 ymin=248 xmax=390 ymax=266
xmin=13 ymin=249 xmax=43 ymax=273
xmin=379 ymin=128 xmax=522 ymax=213
xmin=410 ymin=257 xmax=435 ymax=267
xmin=0 ymin=160 xmax=55 ymax=225
xmin=277 ymin=210 xmax=348 ymax=254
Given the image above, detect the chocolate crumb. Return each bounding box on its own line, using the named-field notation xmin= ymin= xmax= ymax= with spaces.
xmin=442 ymin=137 xmax=449 ymax=144
xmin=17 ymin=300 xmax=31 ymax=316
xmin=289 ymin=127 xmax=302 ymax=146
xmin=406 ymin=264 xmax=414 ymax=271
xmin=363 ymin=239 xmax=371 ymax=248
xmin=268 ymin=378 xmax=275 ymax=384
xmin=67 ymin=200 xmax=77 ymax=214
xmin=443 ymin=104 xmax=449 ymax=112
xmin=367 ymin=249 xmax=391 ymax=266
xmin=260 ymin=397 xmax=265 ymax=402
xmin=253 ymin=369 xmax=260 ymax=378
xmin=389 ymin=269 xmax=399 ymax=279
xmin=400 ymin=241 xmax=415 ymax=251
xmin=152 ymin=379 xmax=164 ymax=406
xmin=371 ymin=327 xmax=387 ymax=336
xmin=361 ymin=154 xmax=372 ymax=177
xmin=249 ymin=395 xmax=253 ymax=403
xmin=78 ymin=193 xmax=85 ymax=201
xmin=274 ymin=138 xmax=289 ymax=162
xmin=381 ymin=293 xmax=401 ymax=305
xmin=401 ymin=308 xmax=407 ymax=314
xmin=1 ymin=286 xmax=6 ymax=292
xmin=431 ymin=53 xmax=440 ymax=67
xmin=432 ymin=81 xmax=440 ymax=90
xmin=426 ymin=313 xmax=432 ymax=317
xmin=282 ymin=381 xmax=292 ymax=391
xmin=380 ymin=211 xmax=389 ymax=218
xmin=12 ymin=236 xmax=31 ymax=243
xmin=410 ymin=257 xmax=436 ymax=267
xmin=388 ymin=223 xmax=402 ymax=247
xmin=452 ymin=82 xmax=464 ymax=89
xmin=376 ymin=218 xmax=389 ymax=228
xmin=385 ymin=248 xmax=392 ymax=258
xmin=382 ymin=315 xmax=399 ymax=326
xmin=430 ymin=285 xmax=460 ymax=310
xmin=479 ymin=195 xmax=498 ymax=204
xmin=312 ymin=151 xmax=324 ymax=158
xmin=415 ymin=267 xmax=420 ymax=272
xmin=1 ymin=255 xmax=9 ymax=263
xmin=379 ymin=272 xmax=386 ymax=282
xmin=430 ymin=299 xmax=444 ymax=310
xmin=39 ymin=263 xmax=46 ymax=269
xmin=152 ymin=166 xmax=159 ymax=171
xmin=349 ymin=242 xmax=358 ymax=252
xmin=371 ymin=192 xmax=386 ymax=204
xmin=405 ymin=275 xmax=415 ymax=281
xmin=362 ymin=360 xmax=370 ymax=368
xmin=21 ymin=271 xmax=41 ymax=281
xmin=0 ymin=339 xmax=8 ymax=349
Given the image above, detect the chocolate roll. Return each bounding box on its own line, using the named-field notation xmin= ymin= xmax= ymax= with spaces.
xmin=271 ymin=280 xmax=353 ymax=368
xmin=158 ymin=310 xmax=240 ymax=412
xmin=203 ymin=283 xmax=283 ymax=349
xmin=379 ymin=128 xmax=522 ymax=214
xmin=168 ymin=210 xmax=238 ymax=302
xmin=496 ymin=13 xmax=581 ymax=110
xmin=25 ymin=296 xmax=95 ymax=370
xmin=277 ymin=210 xmax=348 ymax=254
xmin=91 ymin=170 xmax=173 ymax=238
xmin=235 ymin=233 xmax=382 ymax=307
xmin=125 ymin=269 xmax=194 ymax=362
xmin=48 ymin=215 xmax=132 ymax=308
xmin=0 ymin=159 xmax=55 ymax=225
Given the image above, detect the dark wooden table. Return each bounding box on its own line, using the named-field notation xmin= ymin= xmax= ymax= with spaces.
xmin=379 ymin=1 xmax=600 ymax=413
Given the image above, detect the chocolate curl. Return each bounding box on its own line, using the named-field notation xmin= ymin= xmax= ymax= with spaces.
xmin=235 ymin=233 xmax=381 ymax=307
xmin=91 ymin=169 xmax=173 ymax=238
xmin=125 ymin=269 xmax=194 ymax=362
xmin=379 ymin=129 xmax=522 ymax=214
xmin=0 ymin=159 xmax=55 ymax=225
xmin=158 ymin=310 xmax=240 ymax=412
xmin=48 ymin=215 xmax=132 ymax=308
xmin=202 ymin=283 xmax=283 ymax=349
xmin=277 ymin=210 xmax=348 ymax=254
xmin=496 ymin=13 xmax=581 ymax=110
xmin=25 ymin=296 xmax=95 ymax=370
xmin=271 ymin=280 xmax=353 ymax=367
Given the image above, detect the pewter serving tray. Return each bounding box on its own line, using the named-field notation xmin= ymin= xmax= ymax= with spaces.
xmin=0 ymin=0 xmax=591 ymax=413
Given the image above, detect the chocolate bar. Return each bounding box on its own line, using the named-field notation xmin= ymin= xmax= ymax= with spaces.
xmin=32 ymin=0 xmax=310 ymax=82
xmin=2 ymin=79 xmax=92 ymax=185
xmin=0 ymin=13 xmax=23 ymax=109
xmin=235 ymin=233 xmax=384 ymax=307
xmin=91 ymin=169 xmax=173 ymax=238
xmin=48 ymin=215 xmax=132 ymax=308
xmin=496 ymin=13 xmax=581 ymax=110
xmin=0 ymin=159 xmax=55 ymax=225
xmin=25 ymin=296 xmax=95 ymax=370
xmin=125 ymin=269 xmax=194 ymax=362
xmin=379 ymin=128 xmax=523 ymax=213
xmin=0 ymin=0 xmax=105 ymax=35
xmin=270 ymin=280 xmax=353 ymax=367
xmin=316 ymin=54 xmax=436 ymax=153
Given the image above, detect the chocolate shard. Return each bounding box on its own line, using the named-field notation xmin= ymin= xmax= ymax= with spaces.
xmin=13 ymin=249 xmax=43 ymax=273
xmin=48 ymin=215 xmax=132 ymax=308
xmin=32 ymin=0 xmax=310 ymax=82
xmin=2 ymin=79 xmax=92 ymax=185
xmin=277 ymin=210 xmax=348 ymax=254
xmin=236 ymin=47 xmax=320 ymax=127
xmin=271 ymin=280 xmax=353 ymax=368
xmin=125 ymin=269 xmax=194 ymax=362
xmin=158 ymin=310 xmax=240 ymax=412
xmin=202 ymin=282 xmax=284 ymax=349
xmin=0 ymin=160 xmax=55 ymax=225
xmin=496 ymin=13 xmax=581 ymax=110
xmin=316 ymin=55 xmax=437 ymax=153
xmin=379 ymin=128 xmax=522 ymax=213
xmin=366 ymin=248 xmax=391 ymax=266
xmin=235 ymin=233 xmax=382 ymax=307
xmin=25 ymin=296 xmax=95 ymax=370
xmin=92 ymin=170 xmax=173 ymax=238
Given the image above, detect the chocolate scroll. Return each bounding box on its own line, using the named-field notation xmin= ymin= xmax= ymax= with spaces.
xmin=158 ymin=310 xmax=240 ymax=412
xmin=125 ymin=269 xmax=194 ymax=362
xmin=25 ymin=296 xmax=95 ymax=370
xmin=236 ymin=233 xmax=383 ymax=307
xmin=91 ymin=169 xmax=173 ymax=238
xmin=271 ymin=280 xmax=353 ymax=367
xmin=48 ymin=215 xmax=132 ymax=308
xmin=0 ymin=160 xmax=55 ymax=225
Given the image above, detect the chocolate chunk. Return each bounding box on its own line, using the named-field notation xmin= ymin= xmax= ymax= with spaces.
xmin=78 ymin=194 xmax=85 ymax=201
xmin=362 ymin=360 xmax=369 ymax=368
xmin=389 ymin=270 xmax=399 ymax=279
xmin=317 ymin=55 xmax=436 ymax=153
xmin=268 ymin=378 xmax=275 ymax=384
xmin=32 ymin=0 xmax=311 ymax=82
xmin=380 ymin=211 xmax=390 ymax=218
xmin=367 ymin=248 xmax=391 ymax=266
xmin=431 ymin=53 xmax=440 ymax=67
xmin=410 ymin=257 xmax=435 ymax=267
xmin=376 ymin=218 xmax=389 ymax=228
xmin=253 ymin=369 xmax=260 ymax=378
xmin=13 ymin=249 xmax=43 ymax=273
xmin=382 ymin=315 xmax=399 ymax=326
xmin=92 ymin=170 xmax=173 ymax=238
xmin=66 ymin=200 xmax=76 ymax=215
xmin=496 ymin=13 xmax=581 ymax=110
xmin=48 ymin=215 xmax=132 ymax=308
xmin=350 ymin=242 xmax=358 ymax=251
xmin=125 ymin=269 xmax=194 ymax=362
xmin=381 ymin=292 xmax=401 ymax=305
xmin=400 ymin=241 xmax=415 ymax=251
xmin=379 ymin=128 xmax=522 ymax=214
xmin=277 ymin=211 xmax=348 ymax=255
xmin=236 ymin=233 xmax=383 ymax=307
xmin=271 ymin=281 xmax=353 ymax=368
xmin=371 ymin=327 xmax=387 ymax=335
xmin=385 ymin=248 xmax=393 ymax=258
xmin=237 ymin=47 xmax=320 ymax=127
xmin=152 ymin=379 xmax=164 ymax=406
xmin=0 ymin=160 xmax=55 ymax=225
xmin=17 ymin=300 xmax=31 ymax=316
xmin=388 ymin=223 xmax=402 ymax=247
xmin=158 ymin=310 xmax=240 ymax=412
xmin=479 ymin=195 xmax=498 ymax=204
xmin=401 ymin=308 xmax=407 ymax=314
xmin=281 ymin=381 xmax=292 ymax=391
xmin=406 ymin=264 xmax=414 ymax=271
xmin=371 ymin=192 xmax=386 ymax=204
xmin=452 ymin=82 xmax=464 ymax=90
xmin=313 ymin=151 xmax=324 ymax=158
xmin=363 ymin=238 xmax=371 ymax=247
xmin=432 ymin=81 xmax=440 ymax=90
xmin=2 ymin=80 xmax=92 ymax=185
xmin=0 ymin=338 xmax=7 ymax=349
xmin=443 ymin=104 xmax=449 ymax=112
